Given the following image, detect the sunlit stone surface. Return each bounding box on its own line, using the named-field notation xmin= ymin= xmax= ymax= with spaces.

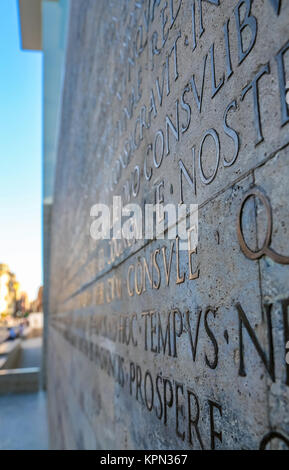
xmin=47 ymin=0 xmax=289 ymax=450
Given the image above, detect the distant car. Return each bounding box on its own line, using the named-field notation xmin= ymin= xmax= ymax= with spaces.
xmin=7 ymin=327 xmax=19 ymax=340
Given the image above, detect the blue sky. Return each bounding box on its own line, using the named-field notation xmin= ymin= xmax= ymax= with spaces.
xmin=0 ymin=1 xmax=42 ymax=300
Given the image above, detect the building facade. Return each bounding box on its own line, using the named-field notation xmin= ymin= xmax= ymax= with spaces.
xmin=0 ymin=264 xmax=21 ymax=317
xmin=19 ymin=0 xmax=289 ymax=450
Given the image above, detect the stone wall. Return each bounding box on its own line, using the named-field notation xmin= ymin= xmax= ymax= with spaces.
xmin=47 ymin=0 xmax=289 ymax=450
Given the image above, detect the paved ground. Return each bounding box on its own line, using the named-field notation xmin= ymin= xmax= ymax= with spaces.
xmin=0 ymin=391 xmax=49 ymax=450
xmin=0 ymin=328 xmax=9 ymax=344
xmin=0 ymin=335 xmax=49 ymax=450
xmin=19 ymin=336 xmax=42 ymax=368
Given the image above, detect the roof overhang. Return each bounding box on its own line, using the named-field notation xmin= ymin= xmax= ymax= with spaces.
xmin=18 ymin=0 xmax=58 ymax=51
